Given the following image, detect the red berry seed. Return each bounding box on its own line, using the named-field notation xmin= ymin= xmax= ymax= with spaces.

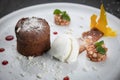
xmin=53 ymin=31 xmax=58 ymax=35
xmin=63 ymin=76 xmax=70 ymax=80
xmin=2 ymin=60 xmax=8 ymax=65
xmin=5 ymin=35 xmax=14 ymax=41
xmin=0 ymin=48 xmax=5 ymax=52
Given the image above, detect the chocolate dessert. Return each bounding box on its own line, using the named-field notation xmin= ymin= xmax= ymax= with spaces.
xmin=15 ymin=17 xmax=50 ymax=56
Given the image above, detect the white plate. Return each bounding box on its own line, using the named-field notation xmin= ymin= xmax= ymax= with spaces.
xmin=0 ymin=3 xmax=120 ymax=80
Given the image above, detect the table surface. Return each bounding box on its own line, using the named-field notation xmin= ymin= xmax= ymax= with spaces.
xmin=0 ymin=0 xmax=120 ymax=19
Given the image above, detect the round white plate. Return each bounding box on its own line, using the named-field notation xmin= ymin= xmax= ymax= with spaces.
xmin=0 ymin=3 xmax=120 ymax=80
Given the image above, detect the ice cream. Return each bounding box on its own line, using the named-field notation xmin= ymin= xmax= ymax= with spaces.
xmin=49 ymin=34 xmax=79 ymax=63
xmin=66 ymin=36 xmax=79 ymax=63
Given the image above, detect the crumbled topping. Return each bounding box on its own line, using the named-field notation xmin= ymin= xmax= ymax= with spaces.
xmin=28 ymin=56 xmax=34 ymax=61
xmin=20 ymin=73 xmax=25 ymax=77
xmin=36 ymin=73 xmax=42 ymax=79
xmin=16 ymin=56 xmax=23 ymax=60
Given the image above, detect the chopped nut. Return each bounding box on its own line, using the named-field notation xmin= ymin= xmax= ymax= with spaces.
xmin=89 ymin=51 xmax=93 ymax=54
xmin=93 ymin=53 xmax=97 ymax=58
xmin=28 ymin=56 xmax=34 ymax=61
xmin=16 ymin=56 xmax=22 ymax=60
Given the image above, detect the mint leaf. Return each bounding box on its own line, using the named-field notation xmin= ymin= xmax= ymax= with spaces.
xmin=95 ymin=40 xmax=104 ymax=47
xmin=96 ymin=46 xmax=106 ymax=55
xmin=61 ymin=11 xmax=71 ymax=21
xmin=53 ymin=9 xmax=71 ymax=21
xmin=53 ymin=9 xmax=62 ymax=15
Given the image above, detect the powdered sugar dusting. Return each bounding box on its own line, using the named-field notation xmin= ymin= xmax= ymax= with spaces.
xmin=21 ymin=17 xmax=44 ymax=31
xmin=17 ymin=27 xmax=21 ymax=33
xmin=18 ymin=54 xmax=78 ymax=79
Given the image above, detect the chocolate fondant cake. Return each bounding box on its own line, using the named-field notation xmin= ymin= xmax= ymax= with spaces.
xmin=15 ymin=17 xmax=50 ymax=56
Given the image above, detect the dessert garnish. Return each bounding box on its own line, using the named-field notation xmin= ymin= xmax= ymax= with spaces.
xmin=63 ymin=76 xmax=70 ymax=80
xmin=0 ymin=48 xmax=5 ymax=52
xmin=53 ymin=9 xmax=71 ymax=26
xmin=95 ymin=40 xmax=106 ymax=55
xmin=82 ymin=28 xmax=103 ymax=44
xmin=90 ymin=4 xmax=116 ymax=37
xmin=79 ymin=28 xmax=103 ymax=53
xmin=5 ymin=35 xmax=14 ymax=41
xmin=2 ymin=60 xmax=9 ymax=65
xmin=86 ymin=40 xmax=107 ymax=62
xmin=53 ymin=31 xmax=58 ymax=35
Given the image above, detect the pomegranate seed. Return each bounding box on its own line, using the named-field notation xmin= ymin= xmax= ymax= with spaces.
xmin=53 ymin=31 xmax=58 ymax=35
xmin=5 ymin=35 xmax=14 ymax=41
xmin=63 ymin=76 xmax=70 ymax=80
xmin=0 ymin=48 xmax=5 ymax=52
xmin=2 ymin=60 xmax=8 ymax=65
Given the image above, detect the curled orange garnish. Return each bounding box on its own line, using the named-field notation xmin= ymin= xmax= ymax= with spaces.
xmin=90 ymin=4 xmax=116 ymax=37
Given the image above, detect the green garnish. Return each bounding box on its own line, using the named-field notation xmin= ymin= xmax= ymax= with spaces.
xmin=53 ymin=9 xmax=62 ymax=15
xmin=53 ymin=9 xmax=71 ymax=21
xmin=95 ymin=40 xmax=104 ymax=47
xmin=96 ymin=46 xmax=106 ymax=55
xmin=61 ymin=11 xmax=71 ymax=21
xmin=95 ymin=40 xmax=106 ymax=55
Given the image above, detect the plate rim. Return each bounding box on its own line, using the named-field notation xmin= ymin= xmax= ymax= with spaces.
xmin=0 ymin=2 xmax=120 ymax=24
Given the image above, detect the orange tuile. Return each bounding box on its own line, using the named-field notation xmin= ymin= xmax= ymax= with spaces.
xmin=90 ymin=4 xmax=117 ymax=37
xmin=90 ymin=14 xmax=97 ymax=29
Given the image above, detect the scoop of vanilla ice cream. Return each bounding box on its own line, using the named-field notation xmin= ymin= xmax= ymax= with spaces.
xmin=49 ymin=34 xmax=72 ymax=62
xmin=66 ymin=36 xmax=79 ymax=63
xmin=49 ymin=34 xmax=79 ymax=63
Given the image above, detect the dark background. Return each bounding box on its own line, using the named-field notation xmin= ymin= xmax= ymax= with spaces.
xmin=0 ymin=0 xmax=120 ymax=19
